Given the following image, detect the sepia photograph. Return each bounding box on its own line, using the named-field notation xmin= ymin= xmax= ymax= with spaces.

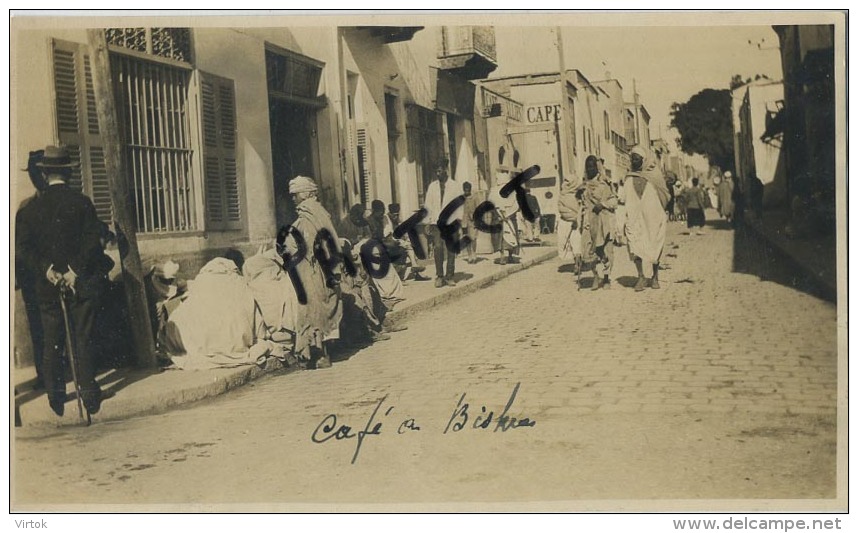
xmin=8 ymin=9 xmax=847 ymax=515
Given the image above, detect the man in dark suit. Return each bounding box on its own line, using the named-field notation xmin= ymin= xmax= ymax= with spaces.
xmin=16 ymin=145 xmax=106 ymax=416
xmin=16 ymin=150 xmax=48 ymax=389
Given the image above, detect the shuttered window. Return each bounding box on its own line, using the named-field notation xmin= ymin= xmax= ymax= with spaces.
xmin=200 ymin=72 xmax=241 ymax=230
xmin=406 ymin=105 xmax=445 ymax=205
xmin=356 ymin=125 xmax=373 ymax=206
xmin=51 ymin=40 xmax=112 ymax=225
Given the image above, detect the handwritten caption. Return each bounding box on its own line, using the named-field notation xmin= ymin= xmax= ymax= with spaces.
xmin=311 ymin=382 xmax=536 ymax=464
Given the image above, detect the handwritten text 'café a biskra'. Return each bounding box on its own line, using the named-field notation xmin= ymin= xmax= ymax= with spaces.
xmin=311 ymin=382 xmax=536 ymax=464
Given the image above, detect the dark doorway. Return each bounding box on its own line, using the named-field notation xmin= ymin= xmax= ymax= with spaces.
xmin=265 ymin=46 xmax=324 ymax=229
xmin=269 ymin=100 xmax=316 ymax=228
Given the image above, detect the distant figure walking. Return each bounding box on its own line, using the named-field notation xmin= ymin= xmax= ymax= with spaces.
xmin=717 ymin=171 xmax=735 ymax=224
xmin=423 ymin=159 xmax=463 ymax=288
xmin=556 ymin=172 xmax=582 ymax=271
xmin=577 ymin=155 xmax=617 ymax=290
xmin=684 ymin=178 xmax=708 ymax=235
xmin=623 ymin=146 xmax=669 ymax=291
xmin=673 ymin=179 xmax=686 ymax=222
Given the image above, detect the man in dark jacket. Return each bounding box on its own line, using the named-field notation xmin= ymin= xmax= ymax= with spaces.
xmin=16 ymin=146 xmax=107 ymax=416
xmin=15 ymin=150 xmax=48 ymax=389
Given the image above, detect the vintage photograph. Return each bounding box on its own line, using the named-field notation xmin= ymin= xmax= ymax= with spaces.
xmin=10 ymin=11 xmax=846 ymax=512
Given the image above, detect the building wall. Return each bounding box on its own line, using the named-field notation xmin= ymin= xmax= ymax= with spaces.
xmin=339 ymin=27 xmax=485 ymax=217
xmin=593 ymin=79 xmax=628 ymax=181
xmin=775 ymin=24 xmax=835 ymax=226
xmin=482 ymin=71 xmax=653 ymax=185
xmin=744 ymin=83 xmax=787 ymax=209
xmin=12 ymin=27 xmax=340 ymax=262
xmin=13 ymin=29 xmax=90 ymax=207
xmin=13 ymin=23 xmax=497 ymax=369
xmin=506 ymin=77 xmax=579 ymax=180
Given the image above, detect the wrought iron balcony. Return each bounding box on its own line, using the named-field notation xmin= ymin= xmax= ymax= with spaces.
xmin=438 ymin=26 xmax=498 ymax=80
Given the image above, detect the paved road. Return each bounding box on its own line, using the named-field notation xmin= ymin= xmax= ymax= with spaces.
xmin=13 ymin=217 xmax=839 ymax=508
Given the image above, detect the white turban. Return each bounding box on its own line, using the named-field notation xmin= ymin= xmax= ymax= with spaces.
xmin=630 ymin=145 xmax=648 ymax=160
xmin=151 ymin=260 xmax=180 ymax=280
xmin=289 ymin=175 xmax=318 ymax=194
xmin=724 ymin=171 xmax=733 ymax=178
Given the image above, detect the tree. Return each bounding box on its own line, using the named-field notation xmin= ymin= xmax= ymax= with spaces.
xmin=670 ymin=88 xmax=734 ymax=172
xmin=730 ymin=74 xmax=745 ymax=90
xmin=730 ymin=73 xmax=772 ymax=90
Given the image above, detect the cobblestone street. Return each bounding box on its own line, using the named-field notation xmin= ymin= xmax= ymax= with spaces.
xmin=14 ymin=216 xmax=840 ymax=508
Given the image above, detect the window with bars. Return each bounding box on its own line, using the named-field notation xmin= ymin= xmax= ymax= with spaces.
xmin=111 ymin=53 xmax=198 ymax=233
xmin=51 ymin=36 xmax=242 ymax=235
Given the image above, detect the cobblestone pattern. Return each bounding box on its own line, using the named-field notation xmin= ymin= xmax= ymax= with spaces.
xmin=266 ymin=219 xmax=837 ymax=421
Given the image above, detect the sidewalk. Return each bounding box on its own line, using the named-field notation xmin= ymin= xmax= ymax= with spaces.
xmin=15 ymin=241 xmax=558 ymax=428
xmin=742 ymin=209 xmax=838 ymax=301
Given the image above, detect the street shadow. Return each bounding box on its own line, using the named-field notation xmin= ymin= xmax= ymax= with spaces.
xmin=615 ymin=276 xmax=642 ymax=289
xmin=577 ymin=274 xmax=599 ymax=289
xmin=449 ymin=272 xmax=475 ymax=284
xmin=557 ymin=263 xmax=578 ymax=274
xmin=329 ymin=339 xmax=371 ymax=363
xmin=707 ymin=218 xmax=733 ymax=231
xmin=732 ymin=224 xmax=833 ymax=302
xmin=14 ymin=365 xmax=161 ymax=417
xmin=94 ymin=367 xmax=165 ymax=399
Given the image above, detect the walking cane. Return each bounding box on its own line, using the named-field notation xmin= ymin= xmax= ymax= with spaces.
xmin=59 ymin=286 xmax=91 ymax=426
xmin=562 ymin=218 xmax=582 ymax=291
xmin=576 ymin=203 xmax=586 ymax=291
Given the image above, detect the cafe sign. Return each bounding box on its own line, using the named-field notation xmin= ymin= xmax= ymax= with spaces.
xmin=525 ymin=103 xmax=561 ymax=125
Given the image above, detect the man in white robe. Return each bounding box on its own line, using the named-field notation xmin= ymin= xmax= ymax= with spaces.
xmin=623 ymin=146 xmax=669 ymax=291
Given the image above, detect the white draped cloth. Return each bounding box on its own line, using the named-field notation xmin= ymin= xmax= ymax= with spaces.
xmin=556 ymin=218 xmax=581 ymax=261
xmin=166 ymin=258 xmax=262 ymax=370
xmin=355 ymin=238 xmax=404 ymax=311
xmin=623 ymin=178 xmax=667 ymax=269
xmin=242 ymin=248 xmax=300 ymax=336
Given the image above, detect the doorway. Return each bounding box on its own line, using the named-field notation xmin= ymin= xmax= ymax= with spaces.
xmin=269 ymin=100 xmax=317 ymax=228
xmin=265 ymin=46 xmax=324 ymax=229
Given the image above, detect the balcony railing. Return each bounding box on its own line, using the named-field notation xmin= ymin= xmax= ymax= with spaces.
xmin=441 ymin=26 xmax=497 ymax=61
xmin=438 ymin=26 xmax=498 ymax=80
